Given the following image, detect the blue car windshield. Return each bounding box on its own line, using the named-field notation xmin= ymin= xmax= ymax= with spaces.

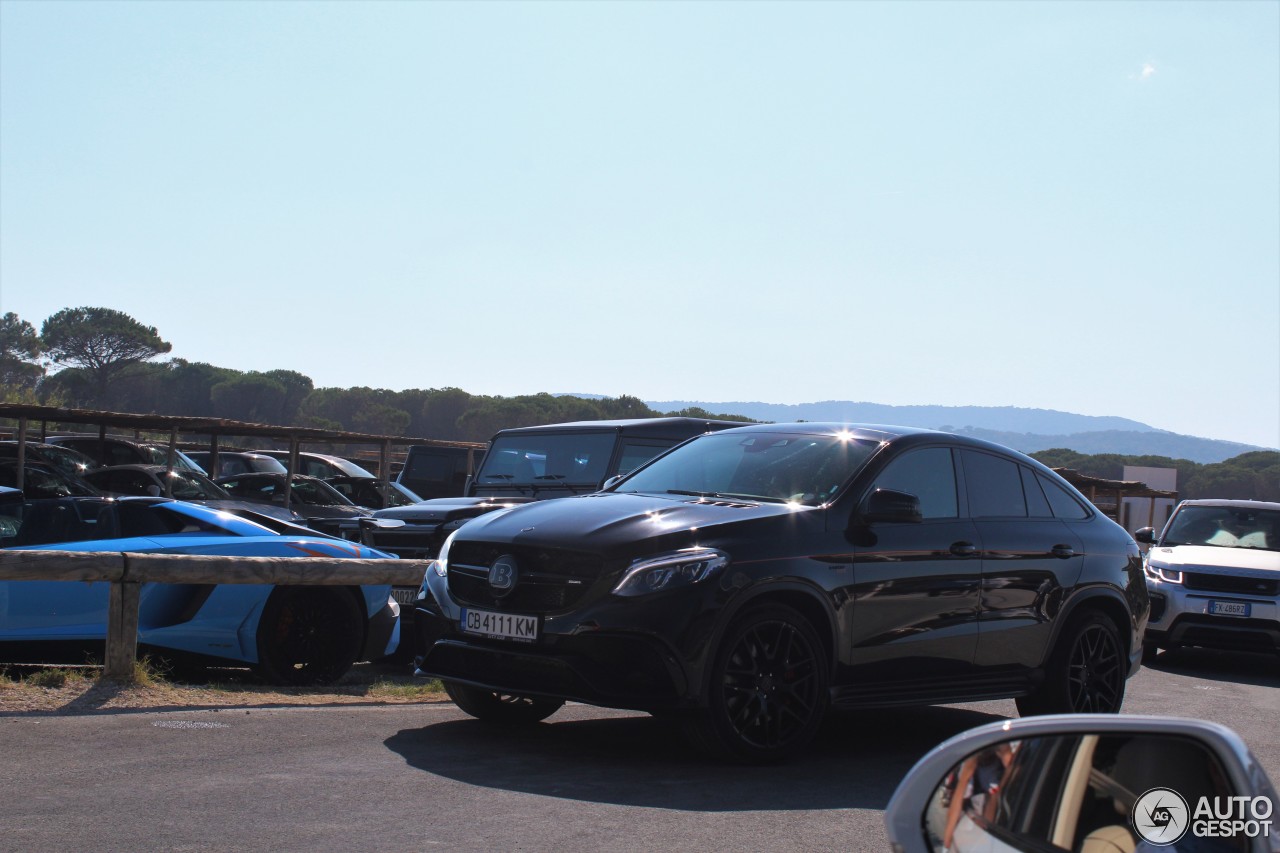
xmin=614 ymin=431 xmax=880 ymax=506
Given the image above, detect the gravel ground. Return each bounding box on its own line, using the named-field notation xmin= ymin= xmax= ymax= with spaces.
xmin=0 ymin=662 xmax=449 ymax=714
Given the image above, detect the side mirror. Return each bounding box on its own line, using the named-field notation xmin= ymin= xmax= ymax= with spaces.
xmin=602 ymin=474 xmax=625 ymax=491
xmin=1135 ymin=527 xmax=1158 ymax=545
xmin=885 ymin=715 xmax=1279 ymax=853
xmin=860 ymin=489 xmax=923 ymax=524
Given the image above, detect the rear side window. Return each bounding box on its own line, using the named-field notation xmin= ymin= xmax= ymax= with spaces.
xmin=1038 ymin=474 xmax=1090 ymax=520
xmin=962 ymin=451 xmax=1027 ymax=518
xmin=1020 ymin=467 xmax=1054 ymax=518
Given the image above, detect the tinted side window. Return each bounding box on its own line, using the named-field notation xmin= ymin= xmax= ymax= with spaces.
xmin=1038 ymin=474 xmax=1090 ymax=520
xmin=963 ymin=451 xmax=1027 ymax=518
xmin=617 ymin=441 xmax=674 ymax=476
xmin=870 ymin=447 xmax=958 ymax=519
xmin=1020 ymin=467 xmax=1053 ymax=518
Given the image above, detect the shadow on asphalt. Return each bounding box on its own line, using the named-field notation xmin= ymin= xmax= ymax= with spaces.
xmin=1144 ymin=647 xmax=1280 ymax=688
xmin=384 ymin=704 xmax=1008 ymax=811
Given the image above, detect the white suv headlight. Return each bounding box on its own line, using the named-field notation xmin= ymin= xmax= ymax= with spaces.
xmin=612 ymin=548 xmax=729 ymax=597
xmin=1144 ymin=560 xmax=1182 ymax=584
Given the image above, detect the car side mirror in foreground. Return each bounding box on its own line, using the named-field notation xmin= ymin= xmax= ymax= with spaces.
xmin=1134 ymin=527 xmax=1158 ymax=545
xmin=884 ymin=715 xmax=1279 ymax=853
xmin=860 ymin=489 xmax=923 ymax=525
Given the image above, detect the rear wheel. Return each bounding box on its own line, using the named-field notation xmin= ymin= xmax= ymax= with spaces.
xmin=255 ymin=588 xmax=363 ymax=686
xmin=1017 ymin=611 xmax=1126 ymax=716
xmin=683 ymin=603 xmax=829 ymax=763
xmin=443 ymin=681 xmax=564 ymax=724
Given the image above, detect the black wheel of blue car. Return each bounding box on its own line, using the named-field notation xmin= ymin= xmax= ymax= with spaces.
xmin=443 ymin=681 xmax=564 ymax=724
xmin=255 ymin=588 xmax=363 ymax=686
xmin=1017 ymin=611 xmax=1126 ymax=716
xmin=684 ymin=603 xmax=829 ymax=763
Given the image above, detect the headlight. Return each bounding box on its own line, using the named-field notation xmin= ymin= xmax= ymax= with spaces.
xmin=1145 ymin=562 xmax=1182 ymax=584
xmin=426 ymin=531 xmax=457 ymax=580
xmin=612 ymin=548 xmax=729 ymax=597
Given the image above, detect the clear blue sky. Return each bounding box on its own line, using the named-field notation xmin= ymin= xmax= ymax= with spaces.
xmin=1 ymin=1 xmax=1277 ymax=448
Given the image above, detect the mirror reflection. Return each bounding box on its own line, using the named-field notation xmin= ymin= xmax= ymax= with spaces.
xmin=924 ymin=734 xmax=1250 ymax=853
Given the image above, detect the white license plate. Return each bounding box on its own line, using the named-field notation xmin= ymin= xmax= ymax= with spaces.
xmin=391 ymin=587 xmax=418 ymax=606
xmin=461 ymin=608 xmax=538 ymax=642
xmin=1209 ymin=600 xmax=1251 ymax=618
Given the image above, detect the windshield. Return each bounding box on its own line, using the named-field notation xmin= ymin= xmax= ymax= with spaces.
xmin=477 ymin=432 xmax=617 ymax=486
xmin=614 ymin=431 xmax=880 ymax=506
xmin=166 ymin=470 xmax=228 ymax=500
xmin=1162 ymin=505 xmax=1279 ymax=551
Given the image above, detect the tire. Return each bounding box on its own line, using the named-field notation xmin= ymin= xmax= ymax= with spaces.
xmin=443 ymin=681 xmax=564 ymax=724
xmin=254 ymin=588 xmax=364 ymax=686
xmin=683 ymin=603 xmax=829 ymax=763
xmin=1017 ymin=611 xmax=1126 ymax=716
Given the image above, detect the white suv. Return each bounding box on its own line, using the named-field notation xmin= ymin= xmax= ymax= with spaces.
xmin=1136 ymin=499 xmax=1280 ymax=660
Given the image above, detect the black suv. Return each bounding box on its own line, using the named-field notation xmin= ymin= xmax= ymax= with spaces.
xmin=367 ymin=417 xmax=743 ymax=561
xmin=412 ymin=423 xmax=1148 ymax=761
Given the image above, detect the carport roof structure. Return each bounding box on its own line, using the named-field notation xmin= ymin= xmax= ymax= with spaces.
xmin=0 ymin=403 xmax=485 ymax=501
xmin=0 ymin=403 xmax=483 ymax=449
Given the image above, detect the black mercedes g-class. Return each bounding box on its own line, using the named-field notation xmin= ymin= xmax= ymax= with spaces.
xmin=366 ymin=417 xmax=743 ymax=561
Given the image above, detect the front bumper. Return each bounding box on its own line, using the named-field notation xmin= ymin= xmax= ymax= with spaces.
xmin=411 ymin=572 xmax=708 ymax=711
xmin=1145 ymin=579 xmax=1280 ymax=655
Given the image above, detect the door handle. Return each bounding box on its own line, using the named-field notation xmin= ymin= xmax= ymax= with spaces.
xmin=1052 ymin=544 xmax=1075 ymax=559
xmin=950 ymin=541 xmax=978 ymax=557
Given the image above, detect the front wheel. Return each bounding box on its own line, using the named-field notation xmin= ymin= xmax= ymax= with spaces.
xmin=254 ymin=588 xmax=363 ymax=686
xmin=683 ymin=603 xmax=829 ymax=763
xmin=1017 ymin=611 xmax=1126 ymax=716
xmin=443 ymin=681 xmax=564 ymax=724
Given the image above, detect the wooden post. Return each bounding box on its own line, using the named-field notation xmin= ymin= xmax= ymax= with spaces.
xmin=164 ymin=430 xmax=178 ymax=497
xmin=380 ymin=440 xmax=391 ymax=504
xmin=16 ymin=416 xmax=27 ymax=491
xmin=104 ymin=580 xmax=141 ymax=682
xmin=285 ymin=438 xmax=298 ymax=509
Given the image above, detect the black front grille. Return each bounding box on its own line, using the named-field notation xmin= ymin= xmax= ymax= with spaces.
xmin=447 ymin=542 xmax=604 ymax=613
xmin=1184 ymin=572 xmax=1279 ymax=597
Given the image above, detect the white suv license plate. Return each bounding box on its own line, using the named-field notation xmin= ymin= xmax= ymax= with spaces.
xmin=1208 ymin=600 xmax=1251 ymax=618
xmin=461 ymin=608 xmax=538 ymax=642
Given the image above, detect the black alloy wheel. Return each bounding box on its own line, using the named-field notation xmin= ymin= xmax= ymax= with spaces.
xmin=1017 ymin=611 xmax=1126 ymax=716
xmin=443 ymin=681 xmax=565 ymax=724
xmin=686 ymin=603 xmax=829 ymax=762
xmin=254 ymin=587 xmax=364 ymax=686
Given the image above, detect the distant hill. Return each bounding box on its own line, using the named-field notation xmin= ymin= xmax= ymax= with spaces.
xmin=638 ymin=399 xmax=1266 ymax=464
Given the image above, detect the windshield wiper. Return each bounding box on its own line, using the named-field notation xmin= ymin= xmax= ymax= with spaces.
xmin=535 ymin=474 xmax=566 ymax=480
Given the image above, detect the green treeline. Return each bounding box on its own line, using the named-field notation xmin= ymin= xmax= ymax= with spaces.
xmin=1030 ymin=448 xmax=1280 ymax=503
xmin=2 ymin=307 xmax=1274 ymax=501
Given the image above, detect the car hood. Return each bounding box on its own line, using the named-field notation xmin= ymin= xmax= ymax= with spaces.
xmin=455 ymin=491 xmax=820 ymax=561
xmin=374 ymin=497 xmax=534 ymax=524
xmin=1148 ymin=544 xmax=1280 ymax=575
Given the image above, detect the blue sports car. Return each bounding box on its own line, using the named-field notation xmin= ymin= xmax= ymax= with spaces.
xmin=0 ymin=488 xmax=400 ymax=685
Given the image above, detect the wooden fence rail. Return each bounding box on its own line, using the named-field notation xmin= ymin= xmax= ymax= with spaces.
xmin=0 ymin=551 xmax=430 ymax=682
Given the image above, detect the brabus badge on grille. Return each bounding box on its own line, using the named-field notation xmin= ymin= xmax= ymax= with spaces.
xmin=488 ymin=554 xmax=519 ymax=596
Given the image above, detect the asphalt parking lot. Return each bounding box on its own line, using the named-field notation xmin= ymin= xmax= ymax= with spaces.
xmin=2 ymin=649 xmax=1277 ymax=853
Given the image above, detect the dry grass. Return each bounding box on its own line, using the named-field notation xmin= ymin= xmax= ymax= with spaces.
xmin=0 ymin=659 xmax=449 ymax=714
